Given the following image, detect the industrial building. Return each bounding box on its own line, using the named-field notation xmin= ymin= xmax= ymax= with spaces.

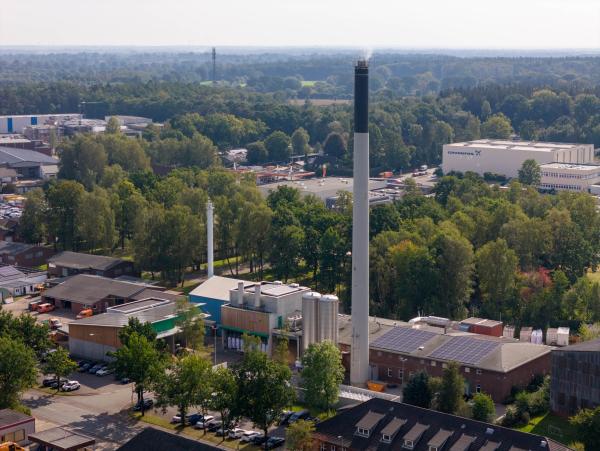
xmin=42 ymin=274 xmax=181 ymax=314
xmin=48 ymin=251 xmax=137 ymax=278
xmin=313 ymin=398 xmax=571 ymax=451
xmin=188 ymin=275 xmax=248 ymax=325
xmin=442 ymin=139 xmax=595 ymax=178
xmin=0 ymin=114 xmax=82 ymax=134
xmin=68 ymin=298 xmax=206 ymax=361
xmin=0 ymin=240 xmax=54 ymax=267
xmin=0 ymin=265 xmax=46 ymax=299
xmin=220 ymin=280 xmax=311 ymax=354
xmin=337 ymin=317 xmax=552 ymax=402
xmin=0 ymin=146 xmax=58 ymax=179
xmin=550 ymin=338 xmax=600 ymax=416
xmin=539 ymin=163 xmax=600 ymax=193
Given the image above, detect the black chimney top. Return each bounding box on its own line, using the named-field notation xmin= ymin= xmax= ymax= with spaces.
xmin=354 ymin=60 xmax=369 ymax=134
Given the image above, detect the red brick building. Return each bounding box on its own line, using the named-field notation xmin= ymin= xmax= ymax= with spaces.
xmin=339 ymin=323 xmax=551 ymax=403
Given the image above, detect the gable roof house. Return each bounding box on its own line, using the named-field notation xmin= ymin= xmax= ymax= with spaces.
xmin=48 ymin=251 xmax=137 ymax=278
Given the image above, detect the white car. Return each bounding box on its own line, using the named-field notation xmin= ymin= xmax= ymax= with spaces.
xmin=61 ymin=380 xmax=80 ymax=391
xmin=240 ymin=431 xmax=261 ymax=442
xmin=95 ymin=367 xmax=114 ymax=377
xmin=193 ymin=415 xmax=215 ymax=429
xmin=228 ymin=428 xmax=247 ymax=439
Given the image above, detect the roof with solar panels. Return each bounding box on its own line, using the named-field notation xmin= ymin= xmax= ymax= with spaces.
xmin=368 ymin=325 xmax=552 ymax=372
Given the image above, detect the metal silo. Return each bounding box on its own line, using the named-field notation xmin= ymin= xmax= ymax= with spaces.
xmin=319 ymin=294 xmax=339 ymax=344
xmin=302 ymin=292 xmax=321 ymax=351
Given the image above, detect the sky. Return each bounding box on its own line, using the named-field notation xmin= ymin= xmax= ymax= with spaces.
xmin=2 ymin=0 xmax=600 ymax=49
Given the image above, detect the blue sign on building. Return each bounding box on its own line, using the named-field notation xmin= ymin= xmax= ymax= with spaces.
xmin=7 ymin=118 xmax=13 ymax=133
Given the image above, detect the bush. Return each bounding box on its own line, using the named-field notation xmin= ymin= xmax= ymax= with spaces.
xmin=501 ymin=406 xmax=519 ymax=427
xmin=520 ymin=411 xmax=530 ymax=425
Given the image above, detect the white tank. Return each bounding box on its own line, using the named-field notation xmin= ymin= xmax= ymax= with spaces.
xmin=503 ymin=325 xmax=515 ymax=339
xmin=318 ymin=294 xmax=339 ymax=344
xmin=557 ymin=327 xmax=570 ymax=346
xmin=302 ymin=292 xmax=321 ymax=350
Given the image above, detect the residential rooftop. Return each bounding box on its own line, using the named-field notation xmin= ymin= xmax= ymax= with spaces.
xmin=28 ymin=427 xmax=95 ymax=451
xmin=0 ymin=408 xmax=32 ymax=426
xmin=117 ymin=427 xmax=221 ymax=451
xmin=314 ymin=398 xmax=571 ymax=451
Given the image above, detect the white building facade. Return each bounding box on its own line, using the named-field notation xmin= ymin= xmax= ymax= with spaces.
xmin=442 ymin=139 xmax=595 ymax=179
xmin=540 ymin=163 xmax=600 ymax=192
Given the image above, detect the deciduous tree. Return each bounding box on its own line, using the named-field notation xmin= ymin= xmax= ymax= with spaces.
xmin=42 ymin=347 xmax=78 ymax=392
xmin=301 ymin=341 xmax=344 ymax=411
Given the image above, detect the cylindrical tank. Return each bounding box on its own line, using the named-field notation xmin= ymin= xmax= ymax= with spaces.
xmin=302 ymin=292 xmax=321 ymax=351
xmin=318 ymin=294 xmax=339 ymax=344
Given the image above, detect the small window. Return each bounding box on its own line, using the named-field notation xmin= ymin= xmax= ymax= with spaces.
xmin=464 ymin=367 xmax=470 ymax=373
xmin=387 ymin=368 xmax=393 ymax=377
xmin=25 ymin=253 xmax=32 ymax=259
xmin=420 ymin=359 xmax=425 ymax=364
xmin=476 ymin=369 xmax=482 ymax=375
xmin=36 ymin=251 xmax=43 ymax=257
xmin=429 ymin=447 xmax=438 ymax=451
xmin=404 ymin=439 xmax=414 ymax=449
xmin=331 ymin=446 xmax=336 ymax=451
xmin=442 ymin=363 xmax=447 ymax=369
xmin=476 ymin=384 xmax=481 ymax=393
xmin=377 ymin=351 xmax=382 ymax=357
xmin=398 ymin=369 xmax=404 ymax=381
xmin=382 ymin=433 xmax=392 ymax=443
xmin=320 ymin=444 xmax=327 ymax=451
xmin=357 ymin=427 xmax=370 ymax=437
xmin=431 ymin=361 xmax=436 ymax=367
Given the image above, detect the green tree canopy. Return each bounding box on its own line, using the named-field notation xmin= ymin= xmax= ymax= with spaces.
xmin=301 ymin=341 xmax=345 ymax=411
xmin=265 ymin=131 xmax=291 ymax=162
xmin=0 ymin=336 xmax=37 ymax=409
xmin=403 ymin=372 xmax=433 ymax=409
xmin=471 ymin=392 xmax=495 ymax=422
xmin=438 ymin=361 xmax=465 ymax=414
xmin=42 ymin=347 xmax=78 ymax=392
xmin=286 ymin=419 xmax=315 ymax=451
xmin=481 ymin=113 xmax=512 ymax=139
xmin=291 ymin=127 xmax=310 ymax=156
xmin=518 ymin=159 xmax=541 ymax=186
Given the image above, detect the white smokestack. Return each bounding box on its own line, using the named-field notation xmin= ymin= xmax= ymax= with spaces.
xmin=207 ymin=199 xmax=214 ymax=278
xmin=351 ymin=59 xmax=370 ymax=386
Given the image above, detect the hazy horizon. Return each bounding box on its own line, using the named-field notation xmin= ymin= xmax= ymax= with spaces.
xmin=2 ymin=0 xmax=600 ymax=50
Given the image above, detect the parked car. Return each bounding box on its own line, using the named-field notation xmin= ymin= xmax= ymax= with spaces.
xmin=279 ymin=410 xmax=293 ymax=426
xmin=78 ymin=362 xmax=93 ymax=372
xmin=29 ymin=299 xmax=42 ymax=311
xmin=95 ymin=367 xmax=114 ymax=377
xmin=37 ymin=303 xmax=55 ymax=313
xmin=250 ymin=434 xmax=267 ymax=445
xmin=132 ymin=399 xmax=153 ymax=411
xmin=228 ymin=428 xmax=246 ymax=439
xmin=120 ymin=377 xmax=131 ymax=384
xmin=49 ymin=377 xmax=69 ymax=389
xmin=61 ymin=380 xmax=80 ymax=392
xmin=206 ymin=420 xmax=223 ymax=432
xmin=265 ymin=437 xmax=285 ymax=449
xmin=288 ymin=410 xmax=310 ymax=424
xmin=77 ymin=360 xmax=90 ymax=367
xmin=193 ymin=415 xmax=215 ymax=429
xmin=171 ymin=412 xmax=202 ymax=425
xmin=240 ymin=431 xmax=261 ymax=443
xmin=76 ymin=308 xmax=93 ymax=319
xmin=88 ymin=364 xmax=104 ymax=374
xmin=42 ymin=376 xmax=58 ymax=387
xmin=215 ymin=427 xmax=232 ymax=437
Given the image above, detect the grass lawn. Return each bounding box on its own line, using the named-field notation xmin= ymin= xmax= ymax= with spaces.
xmin=586 ymin=268 xmax=600 ymax=283
xmin=301 ymin=80 xmax=318 ymax=87
xmin=515 ymin=412 xmax=580 ymax=448
xmin=134 ymin=412 xmax=261 ymax=449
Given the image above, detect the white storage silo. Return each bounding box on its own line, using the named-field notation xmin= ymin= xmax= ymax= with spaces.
xmin=302 ymin=292 xmax=321 ymax=350
xmin=557 ymin=327 xmax=570 ymax=346
xmin=318 ymin=294 xmax=339 ymax=344
xmin=546 ymin=328 xmax=558 ymax=345
xmin=503 ymin=325 xmax=515 ymax=339
xmin=531 ymin=329 xmax=543 ymax=344
xmin=520 ymin=327 xmax=532 ymax=342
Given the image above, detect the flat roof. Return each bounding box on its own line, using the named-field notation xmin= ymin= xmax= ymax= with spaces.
xmin=0 ymin=146 xmax=58 ymax=165
xmin=540 ymin=163 xmax=600 ymax=171
xmin=188 ymin=275 xmax=249 ymax=301
xmin=28 ymin=427 xmax=95 ymax=451
xmin=446 ymin=139 xmax=588 ymax=153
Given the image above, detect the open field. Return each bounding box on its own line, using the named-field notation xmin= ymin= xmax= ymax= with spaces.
xmin=288 ymin=98 xmax=351 ymax=106
xmin=301 ymin=80 xmax=318 ymax=87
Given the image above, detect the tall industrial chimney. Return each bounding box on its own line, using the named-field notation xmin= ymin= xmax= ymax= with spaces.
xmin=350 ymin=59 xmax=370 ymax=386
xmin=207 ymin=199 xmax=214 ymax=278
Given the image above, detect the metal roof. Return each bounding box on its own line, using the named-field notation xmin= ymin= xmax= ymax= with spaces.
xmin=0 ymin=146 xmax=58 ymax=165
xmin=0 ymin=408 xmax=32 ymax=426
xmin=48 ymin=251 xmax=126 ymax=271
xmin=28 ymin=427 xmax=95 ymax=450
xmin=355 ymin=410 xmax=385 ymax=430
xmin=188 ymin=276 xmax=248 ymax=301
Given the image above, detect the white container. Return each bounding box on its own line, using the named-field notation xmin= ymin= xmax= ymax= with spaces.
xmin=520 ymin=327 xmax=532 ymax=342
xmin=318 ymin=294 xmax=339 ymax=344
xmin=302 ymin=292 xmax=321 ymax=350
xmin=557 ymin=327 xmax=570 ymax=346
xmin=546 ymin=328 xmax=558 ymax=345
xmin=531 ymin=329 xmax=543 ymax=345
xmin=503 ymin=325 xmax=516 ymax=339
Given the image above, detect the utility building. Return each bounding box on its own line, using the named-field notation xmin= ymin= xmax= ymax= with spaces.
xmin=442 ymin=139 xmax=594 ymax=178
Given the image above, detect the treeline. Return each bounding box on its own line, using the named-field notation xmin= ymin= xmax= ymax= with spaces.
xmin=4 ymin=52 xmax=600 ymax=98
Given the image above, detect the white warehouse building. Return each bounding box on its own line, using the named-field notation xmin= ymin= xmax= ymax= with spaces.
xmin=442 ymin=139 xmax=595 ymax=179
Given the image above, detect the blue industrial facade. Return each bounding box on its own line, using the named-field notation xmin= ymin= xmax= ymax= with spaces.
xmin=189 ymin=294 xmax=226 ymax=325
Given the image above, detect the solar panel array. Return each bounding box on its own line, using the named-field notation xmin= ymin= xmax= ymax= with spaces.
xmin=372 ymin=327 xmax=437 ymax=354
xmin=428 ymin=336 xmax=500 ymax=365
